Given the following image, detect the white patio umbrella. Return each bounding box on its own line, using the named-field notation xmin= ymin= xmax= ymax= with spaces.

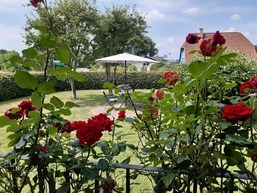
xmin=96 ymin=52 xmax=157 ymax=83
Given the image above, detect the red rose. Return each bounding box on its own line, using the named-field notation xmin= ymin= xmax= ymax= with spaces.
xmin=212 ymin=31 xmax=226 ymax=47
xmin=186 ymin=33 xmax=201 ymax=44
xmin=221 ymin=102 xmax=253 ymax=122
xmin=73 ymin=121 xmax=103 ymax=147
xmin=4 ymin=108 xmax=23 ymax=120
xmin=163 ymin=71 xmax=179 ymax=86
xmin=30 ymin=0 xmax=40 ymax=7
xmin=250 ymin=76 xmax=257 ymax=87
xmin=40 ymin=146 xmax=48 ymax=153
xmin=118 ymin=110 xmax=126 ymax=120
xmin=240 ymin=81 xmax=252 ymax=95
xmin=101 ymin=178 xmax=117 ymax=193
xmin=200 ymin=39 xmax=217 ymax=57
xmin=156 ymin=89 xmax=164 ymax=100
xmin=88 ymin=113 xmax=114 ymax=132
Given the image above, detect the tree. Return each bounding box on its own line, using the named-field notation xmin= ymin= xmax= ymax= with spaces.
xmin=0 ymin=50 xmax=24 ymax=71
xmin=23 ymin=0 xmax=99 ymax=98
xmin=93 ymin=4 xmax=156 ymax=57
xmin=92 ymin=5 xmax=157 ymax=90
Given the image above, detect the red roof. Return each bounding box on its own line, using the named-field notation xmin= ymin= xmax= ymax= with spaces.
xmin=181 ymin=30 xmax=257 ymax=63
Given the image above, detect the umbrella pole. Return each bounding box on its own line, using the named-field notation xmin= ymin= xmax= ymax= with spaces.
xmin=125 ymin=61 xmax=127 ymax=84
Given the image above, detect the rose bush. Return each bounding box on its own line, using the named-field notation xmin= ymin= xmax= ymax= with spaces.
xmin=0 ymin=1 xmax=130 ymax=192
xmin=108 ymin=31 xmax=257 ymax=192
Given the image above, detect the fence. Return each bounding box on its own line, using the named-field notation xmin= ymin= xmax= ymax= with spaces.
xmin=0 ymin=153 xmax=256 ymax=193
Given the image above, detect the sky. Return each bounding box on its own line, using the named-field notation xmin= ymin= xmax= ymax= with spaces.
xmin=1 ymin=0 xmax=257 ymax=60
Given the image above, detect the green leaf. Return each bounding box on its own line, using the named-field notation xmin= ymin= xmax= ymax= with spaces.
xmin=121 ymin=157 xmax=131 ymax=164
xmin=0 ymin=116 xmax=17 ymax=127
xmin=31 ymin=92 xmax=42 ymax=109
xmin=9 ymin=55 xmax=23 ymax=64
xmin=57 ymin=108 xmax=71 ymax=116
xmin=8 ymin=133 xmax=22 ymax=147
xmin=37 ymin=80 xmax=56 ymax=95
xmin=103 ymin=82 xmax=115 ymax=89
xmin=245 ymin=188 xmax=257 ymax=193
xmin=50 ymin=96 xmax=64 ymax=109
xmin=97 ymin=159 xmax=109 ymax=171
xmin=34 ymin=25 xmax=48 ymax=33
xmin=6 ymin=125 xmax=22 ymax=132
xmin=189 ymin=61 xmax=207 ymax=78
xmin=47 ymin=67 xmax=85 ymax=82
xmin=57 ymin=185 xmax=70 ymax=193
xmin=56 ymin=44 xmax=70 ymax=64
xmin=226 ymin=134 xmax=253 ymax=147
xmin=14 ymin=70 xmax=38 ymax=89
xmin=164 ymin=173 xmax=175 ymax=187
xmin=22 ymin=47 xmax=38 ymax=59
xmin=42 ymin=103 xmax=55 ymax=111
xmin=172 ymin=84 xmax=186 ymax=94
xmin=40 ymin=37 xmax=57 ymax=48
xmin=48 ymin=126 xmax=57 ymax=136
xmin=69 ymin=70 xmax=85 ymax=82
xmin=82 ymin=168 xmax=98 ymax=180
xmin=28 ymin=111 xmax=41 ymax=123
xmin=65 ymin=101 xmax=79 ymax=108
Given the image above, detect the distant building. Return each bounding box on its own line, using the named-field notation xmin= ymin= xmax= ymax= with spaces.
xmin=179 ymin=28 xmax=257 ymax=63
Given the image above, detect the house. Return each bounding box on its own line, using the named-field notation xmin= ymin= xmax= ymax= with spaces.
xmin=179 ymin=28 xmax=257 ymax=63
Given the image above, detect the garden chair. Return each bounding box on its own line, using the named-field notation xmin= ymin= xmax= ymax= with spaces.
xmin=101 ymin=90 xmax=122 ymax=110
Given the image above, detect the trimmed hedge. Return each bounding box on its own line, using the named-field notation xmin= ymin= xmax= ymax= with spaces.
xmin=0 ymin=71 xmax=163 ymax=101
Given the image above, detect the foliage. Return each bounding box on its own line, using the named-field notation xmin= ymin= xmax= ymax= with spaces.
xmin=111 ymin=33 xmax=257 ymax=192
xmin=0 ymin=1 xmax=129 ymax=192
xmin=92 ymin=4 xmax=157 ymax=57
xmin=0 ymin=50 xmax=26 ymax=71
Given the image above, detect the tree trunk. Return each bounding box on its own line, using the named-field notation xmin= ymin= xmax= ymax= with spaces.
xmin=106 ymin=63 xmax=113 ymax=95
xmin=69 ymin=77 xmax=77 ymax=99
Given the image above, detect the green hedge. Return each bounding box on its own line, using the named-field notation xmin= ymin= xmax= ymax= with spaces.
xmin=0 ymin=71 xmax=164 ymax=101
xmin=2 ymin=57 xmax=257 ymax=102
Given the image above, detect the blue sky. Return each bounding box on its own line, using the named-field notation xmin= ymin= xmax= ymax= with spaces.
xmin=1 ymin=0 xmax=257 ymax=60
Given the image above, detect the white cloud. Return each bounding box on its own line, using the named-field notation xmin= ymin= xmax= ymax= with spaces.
xmin=227 ymin=27 xmax=235 ymax=32
xmin=145 ymin=9 xmax=165 ymax=23
xmin=168 ymin=37 xmax=175 ymax=43
xmin=230 ymin=14 xmax=241 ymax=20
xmin=183 ymin=7 xmax=199 ymax=15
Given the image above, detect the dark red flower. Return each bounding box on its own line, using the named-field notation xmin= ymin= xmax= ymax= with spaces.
xmin=240 ymin=81 xmax=252 ymax=95
xmin=250 ymin=76 xmax=257 ymax=87
xmin=200 ymin=39 xmax=217 ymax=57
xmin=18 ymin=100 xmax=35 ymax=111
xmin=212 ymin=31 xmax=226 ymax=47
xmin=221 ymin=102 xmax=253 ymax=122
xmin=40 ymin=146 xmax=48 ymax=153
xmin=73 ymin=121 xmax=103 ymax=147
xmin=101 ymin=179 xmax=117 ymax=193
xmin=118 ymin=110 xmax=126 ymax=120
xmin=186 ymin=33 xmax=201 ymax=44
xmin=4 ymin=108 xmax=23 ymax=120
xmin=30 ymin=0 xmax=40 ymax=7
xmin=88 ymin=113 xmax=114 ymax=132
xmin=163 ymin=71 xmax=179 ymax=86
xmin=156 ymin=90 xmax=164 ymax=100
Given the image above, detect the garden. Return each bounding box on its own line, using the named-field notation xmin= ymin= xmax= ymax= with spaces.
xmin=2 ymin=0 xmax=257 ymax=193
